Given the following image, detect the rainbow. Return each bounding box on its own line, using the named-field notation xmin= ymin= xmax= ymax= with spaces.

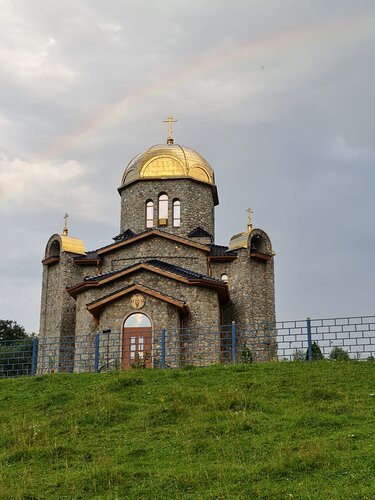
xmin=40 ymin=11 xmax=374 ymax=161
xmin=1 ymin=11 xmax=374 ymax=208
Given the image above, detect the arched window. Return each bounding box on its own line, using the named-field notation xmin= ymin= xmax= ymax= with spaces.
xmin=124 ymin=313 xmax=151 ymax=328
xmin=221 ymin=273 xmax=228 ymax=283
xmin=49 ymin=239 xmax=61 ymax=258
xmin=173 ymin=199 xmax=181 ymax=227
xmin=250 ymin=235 xmax=266 ymax=254
xmin=158 ymin=194 xmax=168 ymax=225
xmin=146 ymin=200 xmax=154 ymax=228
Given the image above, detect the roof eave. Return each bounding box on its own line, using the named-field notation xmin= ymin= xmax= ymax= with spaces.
xmin=96 ymin=229 xmax=210 ymax=256
xmin=208 ymin=255 xmax=237 ymax=262
xmin=118 ymin=177 xmax=219 ymax=205
xmin=86 ymin=284 xmax=189 ymax=319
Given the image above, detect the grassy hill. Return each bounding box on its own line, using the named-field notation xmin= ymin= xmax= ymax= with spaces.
xmin=0 ymin=362 xmax=374 ymax=499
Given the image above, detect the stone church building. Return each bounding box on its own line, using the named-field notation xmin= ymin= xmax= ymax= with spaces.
xmin=38 ymin=127 xmax=276 ymax=372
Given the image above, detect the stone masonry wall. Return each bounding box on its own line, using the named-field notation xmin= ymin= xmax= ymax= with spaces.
xmin=227 ymin=248 xmax=276 ymax=360
xmin=228 ymin=249 xmax=275 ymax=325
xmin=38 ymin=252 xmax=83 ymax=373
xmin=100 ymin=236 xmax=209 ymax=275
xmin=210 ymin=260 xmax=232 ymax=283
xmin=73 ymin=268 xmax=222 ymax=370
xmin=100 ymin=295 xmax=181 ymax=369
xmin=75 ymin=269 xmax=221 ymax=334
xmin=210 ymin=260 xmax=235 ymax=325
xmin=100 ymin=294 xmax=180 ymax=333
xmin=120 ymin=178 xmax=215 ymax=239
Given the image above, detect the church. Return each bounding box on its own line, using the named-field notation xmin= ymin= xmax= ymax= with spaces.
xmin=38 ymin=118 xmax=276 ymax=372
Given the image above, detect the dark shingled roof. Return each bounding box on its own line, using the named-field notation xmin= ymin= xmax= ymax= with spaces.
xmin=146 ymin=260 xmax=223 ymax=282
xmin=83 ymin=259 xmax=223 ymax=284
xmin=112 ymin=229 xmax=136 ymax=242
xmin=187 ymin=227 xmax=213 ymax=239
xmin=74 ymin=250 xmax=99 ymax=261
xmin=209 ymin=244 xmax=237 ymax=257
xmin=87 ymin=282 xmax=184 ymax=306
xmin=90 ymin=227 xmax=212 ymax=254
xmin=74 ymin=231 xmax=236 ymax=263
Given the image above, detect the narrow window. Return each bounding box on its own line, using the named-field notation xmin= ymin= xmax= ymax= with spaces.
xmin=250 ymin=235 xmax=266 ymax=254
xmin=49 ymin=239 xmax=61 ymax=258
xmin=173 ymin=199 xmax=181 ymax=227
xmin=158 ymin=194 xmax=168 ymax=225
xmin=146 ymin=201 xmax=154 ymax=228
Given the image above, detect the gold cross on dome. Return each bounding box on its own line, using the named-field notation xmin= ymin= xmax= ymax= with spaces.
xmin=63 ymin=213 xmax=69 ymax=236
xmin=164 ymin=115 xmax=177 ymax=144
xmin=247 ymin=208 xmax=253 ymax=231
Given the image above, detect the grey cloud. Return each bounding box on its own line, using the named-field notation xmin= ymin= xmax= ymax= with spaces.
xmin=0 ymin=0 xmax=374 ymax=332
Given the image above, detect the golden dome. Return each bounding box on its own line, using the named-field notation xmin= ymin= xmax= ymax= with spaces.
xmin=60 ymin=235 xmax=85 ymax=255
xmin=44 ymin=233 xmax=85 ymax=261
xmin=120 ymin=144 xmax=215 ymax=188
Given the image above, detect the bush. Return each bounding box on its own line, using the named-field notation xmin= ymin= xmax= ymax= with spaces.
xmin=240 ymin=346 xmax=253 ymax=364
xmin=306 ymin=342 xmax=324 ymax=361
xmin=329 ymin=346 xmax=350 ymax=361
xmin=293 ymin=349 xmax=305 ymax=362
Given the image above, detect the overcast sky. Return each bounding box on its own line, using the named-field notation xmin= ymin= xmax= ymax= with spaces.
xmin=0 ymin=0 xmax=374 ymax=333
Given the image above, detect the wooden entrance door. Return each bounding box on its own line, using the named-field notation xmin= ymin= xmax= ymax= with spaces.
xmin=122 ymin=312 xmax=152 ymax=369
xmin=122 ymin=326 xmax=152 ymax=369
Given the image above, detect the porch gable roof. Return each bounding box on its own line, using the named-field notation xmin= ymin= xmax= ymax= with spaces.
xmin=86 ymin=283 xmax=189 ymax=319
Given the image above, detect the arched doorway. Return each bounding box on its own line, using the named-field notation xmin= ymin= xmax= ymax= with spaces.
xmin=122 ymin=313 xmax=152 ymax=369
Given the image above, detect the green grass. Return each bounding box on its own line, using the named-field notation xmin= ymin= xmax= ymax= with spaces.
xmin=0 ymin=362 xmax=375 ymax=499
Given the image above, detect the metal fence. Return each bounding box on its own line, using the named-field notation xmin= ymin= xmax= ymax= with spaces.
xmin=1 ymin=315 xmax=375 ymax=378
xmin=277 ymin=316 xmax=375 ymax=360
xmin=0 ymin=338 xmax=36 ymax=378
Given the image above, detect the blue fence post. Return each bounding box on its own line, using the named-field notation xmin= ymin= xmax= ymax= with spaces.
xmin=94 ymin=333 xmax=100 ymax=373
xmin=231 ymin=321 xmax=236 ymax=364
xmin=31 ymin=337 xmax=38 ymax=376
xmin=307 ymin=317 xmax=312 ymax=362
xmin=161 ymin=327 xmax=166 ymax=369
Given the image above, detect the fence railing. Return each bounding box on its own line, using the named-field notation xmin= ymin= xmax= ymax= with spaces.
xmin=276 ymin=316 xmax=375 ymax=360
xmin=0 ymin=338 xmax=37 ymax=378
xmin=1 ymin=315 xmax=374 ymax=378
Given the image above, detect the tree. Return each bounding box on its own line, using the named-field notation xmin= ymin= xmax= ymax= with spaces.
xmin=0 ymin=320 xmax=32 ymax=378
xmin=0 ymin=320 xmax=29 ymax=341
xmin=306 ymin=341 xmax=324 ymax=361
xmin=329 ymin=346 xmax=350 ymax=361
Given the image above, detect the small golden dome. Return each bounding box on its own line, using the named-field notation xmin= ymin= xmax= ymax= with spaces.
xmin=60 ymin=235 xmax=85 ymax=255
xmin=44 ymin=233 xmax=85 ymax=261
xmin=120 ymin=144 xmax=215 ymax=188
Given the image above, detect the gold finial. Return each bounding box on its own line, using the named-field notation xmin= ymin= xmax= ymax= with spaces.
xmin=63 ymin=213 xmax=69 ymax=236
xmin=164 ymin=115 xmax=177 ymax=144
xmin=247 ymin=208 xmax=253 ymax=232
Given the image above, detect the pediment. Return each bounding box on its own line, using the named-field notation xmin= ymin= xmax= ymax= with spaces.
xmin=96 ymin=229 xmax=210 ymax=256
xmin=86 ymin=283 xmax=189 ymax=319
xmin=67 ymin=259 xmax=229 ymax=303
